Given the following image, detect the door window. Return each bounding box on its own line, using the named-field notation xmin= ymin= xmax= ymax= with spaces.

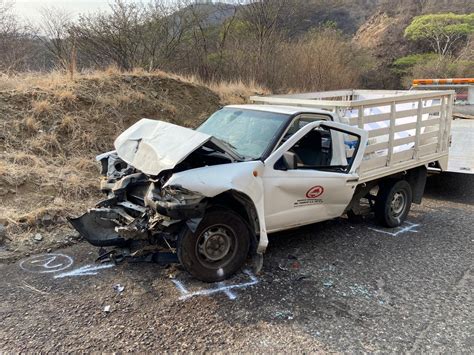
xmin=275 ymin=126 xmax=361 ymax=173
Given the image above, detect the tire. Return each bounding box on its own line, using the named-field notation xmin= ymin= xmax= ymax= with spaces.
xmin=375 ymin=180 xmax=412 ymax=227
xmin=177 ymin=209 xmax=250 ymax=282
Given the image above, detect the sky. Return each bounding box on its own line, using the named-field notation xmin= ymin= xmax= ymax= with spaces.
xmin=12 ymin=0 xmax=131 ymax=24
xmin=11 ymin=0 xmax=236 ymax=26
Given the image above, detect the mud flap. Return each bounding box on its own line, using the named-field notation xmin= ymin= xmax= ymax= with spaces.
xmin=68 ymin=210 xmax=129 ymax=247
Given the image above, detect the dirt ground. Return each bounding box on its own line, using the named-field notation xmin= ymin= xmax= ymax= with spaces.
xmin=0 ymin=173 xmax=472 ymax=352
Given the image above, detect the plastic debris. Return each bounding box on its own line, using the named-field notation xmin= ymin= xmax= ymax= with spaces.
xmin=290 ymin=261 xmax=301 ymax=270
xmin=113 ymin=284 xmax=125 ymax=293
xmin=103 ymin=305 xmax=111 ymax=312
xmin=323 ymin=279 xmax=334 ymax=288
xmin=349 ymin=284 xmax=372 ymax=298
xmin=274 ymin=310 xmax=294 ymax=320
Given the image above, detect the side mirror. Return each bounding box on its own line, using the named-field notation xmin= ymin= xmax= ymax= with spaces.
xmin=275 ymin=151 xmax=297 ymax=171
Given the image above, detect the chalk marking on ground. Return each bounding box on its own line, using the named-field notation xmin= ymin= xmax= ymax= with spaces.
xmin=20 ymin=281 xmax=50 ymax=295
xmin=53 ymin=263 xmax=115 ymax=279
xmin=369 ymin=222 xmax=420 ymax=236
xmin=172 ymin=270 xmax=258 ymax=301
xmin=19 ymin=253 xmax=74 ymax=274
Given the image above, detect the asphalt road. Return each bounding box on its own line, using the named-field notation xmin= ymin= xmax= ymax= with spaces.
xmin=1 ymin=173 xmax=473 ymax=352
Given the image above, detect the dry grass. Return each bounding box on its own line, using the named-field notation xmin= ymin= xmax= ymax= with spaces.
xmin=55 ymin=89 xmax=77 ymax=102
xmin=206 ymin=79 xmax=270 ymax=104
xmin=22 ymin=116 xmax=40 ymax=132
xmin=58 ymin=115 xmax=76 ymax=134
xmin=29 ymin=132 xmax=62 ymax=154
xmin=31 ymin=100 xmax=52 ymax=115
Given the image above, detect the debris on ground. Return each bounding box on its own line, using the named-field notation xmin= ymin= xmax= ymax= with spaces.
xmin=274 ymin=310 xmax=294 ymax=320
xmin=33 ymin=233 xmax=43 ymax=242
xmin=103 ymin=305 xmax=111 ymax=313
xmin=323 ymin=279 xmax=334 ymax=288
xmin=113 ymin=284 xmax=125 ymax=294
xmin=348 ymin=284 xmax=372 ymax=298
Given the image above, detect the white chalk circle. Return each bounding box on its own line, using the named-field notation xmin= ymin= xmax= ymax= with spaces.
xmin=19 ymin=253 xmax=74 ymax=273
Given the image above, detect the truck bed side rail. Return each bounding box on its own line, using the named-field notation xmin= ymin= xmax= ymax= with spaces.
xmin=251 ymin=90 xmax=455 ymax=181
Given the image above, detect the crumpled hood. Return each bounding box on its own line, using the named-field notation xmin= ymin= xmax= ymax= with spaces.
xmin=114 ymin=119 xmax=212 ymax=175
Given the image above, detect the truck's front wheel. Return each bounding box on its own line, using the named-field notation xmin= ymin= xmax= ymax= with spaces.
xmin=375 ymin=180 xmax=412 ymax=227
xmin=177 ymin=209 xmax=250 ymax=282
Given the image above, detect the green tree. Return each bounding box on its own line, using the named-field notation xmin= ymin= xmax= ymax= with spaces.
xmin=404 ymin=13 xmax=474 ymax=55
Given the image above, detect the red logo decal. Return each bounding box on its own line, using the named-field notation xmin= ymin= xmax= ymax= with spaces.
xmin=306 ymin=186 xmax=324 ymax=199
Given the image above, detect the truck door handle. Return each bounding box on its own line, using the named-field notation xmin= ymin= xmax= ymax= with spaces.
xmin=346 ymin=178 xmax=359 ymax=183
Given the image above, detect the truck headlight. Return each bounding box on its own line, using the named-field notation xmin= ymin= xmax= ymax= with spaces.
xmin=153 ymin=185 xmax=204 ymax=209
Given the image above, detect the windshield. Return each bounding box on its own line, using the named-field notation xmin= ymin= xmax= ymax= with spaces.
xmin=197 ymin=108 xmax=289 ymax=159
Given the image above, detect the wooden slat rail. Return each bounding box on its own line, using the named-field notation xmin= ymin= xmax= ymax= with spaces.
xmin=347 ymin=104 xmax=442 ymax=126
xmin=252 ymin=89 xmax=454 ymax=178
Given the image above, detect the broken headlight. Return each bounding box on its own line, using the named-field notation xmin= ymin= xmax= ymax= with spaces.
xmin=158 ymin=185 xmax=204 ymax=208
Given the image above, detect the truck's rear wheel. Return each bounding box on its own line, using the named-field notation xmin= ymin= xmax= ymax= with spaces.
xmin=177 ymin=209 xmax=250 ymax=282
xmin=375 ymin=180 xmax=412 ymax=227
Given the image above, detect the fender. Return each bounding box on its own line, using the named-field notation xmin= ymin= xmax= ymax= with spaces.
xmin=164 ymin=161 xmax=269 ymax=253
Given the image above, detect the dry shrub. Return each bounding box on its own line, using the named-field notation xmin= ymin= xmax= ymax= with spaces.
xmin=8 ymin=152 xmax=42 ymax=167
xmin=95 ymin=93 xmax=116 ymax=107
xmin=0 ymin=160 xmax=29 ymax=187
xmin=276 ymin=29 xmax=370 ymax=91
xmin=70 ymin=157 xmax=98 ymax=172
xmin=115 ymin=93 xmax=133 ymax=105
xmin=0 ymin=71 xmax=71 ymax=91
xmin=130 ymin=91 xmax=146 ymax=101
xmin=22 ymin=115 xmax=40 ymax=132
xmin=207 ymin=80 xmax=270 ymax=104
xmin=58 ymin=114 xmax=76 ymax=134
xmin=29 ymin=132 xmax=62 ymax=154
xmin=31 ymin=99 xmax=52 ymax=115
xmin=16 ymin=206 xmax=68 ymax=227
xmin=55 ymin=89 xmax=77 ymax=102
xmin=104 ymin=65 xmax=122 ymax=76
xmin=160 ymin=100 xmax=178 ymax=115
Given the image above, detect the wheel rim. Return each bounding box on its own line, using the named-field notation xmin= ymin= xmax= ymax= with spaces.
xmin=196 ymin=224 xmax=237 ymax=268
xmin=390 ymin=190 xmax=407 ymax=217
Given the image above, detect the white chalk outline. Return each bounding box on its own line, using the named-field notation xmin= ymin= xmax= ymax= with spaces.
xmin=54 ymin=263 xmax=115 ymax=279
xmin=172 ymin=270 xmax=258 ymax=301
xmin=19 ymin=253 xmax=74 ymax=274
xmin=369 ymin=222 xmax=420 ymax=236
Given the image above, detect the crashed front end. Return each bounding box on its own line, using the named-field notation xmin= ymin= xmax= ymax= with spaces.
xmin=69 ymin=152 xmax=200 ymax=249
xmin=68 ymin=119 xmax=236 ymax=259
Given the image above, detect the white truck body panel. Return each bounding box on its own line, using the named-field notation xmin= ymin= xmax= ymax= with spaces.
xmin=448 ymin=119 xmax=474 ymax=174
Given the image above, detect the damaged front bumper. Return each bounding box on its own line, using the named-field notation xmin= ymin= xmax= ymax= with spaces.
xmin=68 ymin=208 xmax=131 ymax=247
xmin=69 ymin=152 xmax=207 ymax=252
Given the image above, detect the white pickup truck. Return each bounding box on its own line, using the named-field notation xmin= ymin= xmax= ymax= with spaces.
xmin=70 ymin=89 xmax=454 ymax=282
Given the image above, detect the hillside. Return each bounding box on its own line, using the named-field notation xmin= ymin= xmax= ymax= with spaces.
xmin=0 ymin=71 xmax=222 ymax=260
xmin=354 ymin=0 xmax=474 ymax=87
